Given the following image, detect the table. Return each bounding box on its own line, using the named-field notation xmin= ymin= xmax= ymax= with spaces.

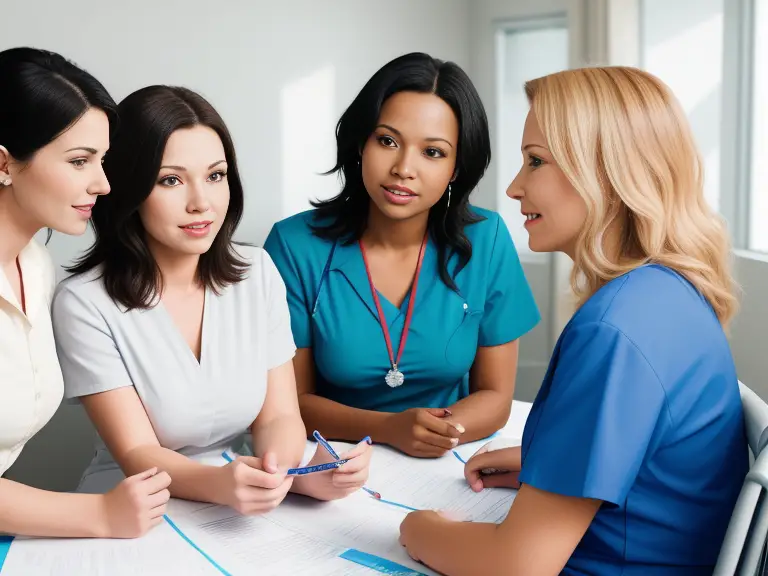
xmin=0 ymin=401 xmax=532 ymax=575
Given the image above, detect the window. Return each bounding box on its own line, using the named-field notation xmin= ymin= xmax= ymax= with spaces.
xmin=495 ymin=19 xmax=569 ymax=259
xmin=749 ymin=0 xmax=768 ymax=252
xmin=640 ymin=0 xmax=725 ymax=212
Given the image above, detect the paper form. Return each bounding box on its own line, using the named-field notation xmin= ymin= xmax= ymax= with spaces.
xmin=365 ymin=444 xmax=516 ymax=524
xmin=0 ymin=520 xmax=221 ymax=576
xmin=167 ymin=496 xmax=436 ymax=576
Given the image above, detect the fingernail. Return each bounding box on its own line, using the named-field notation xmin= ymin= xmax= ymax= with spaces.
xmin=451 ymin=438 xmax=459 ymax=446
xmin=362 ymin=436 xmax=372 ymax=445
xmin=443 ymin=409 xmax=453 ymax=416
xmin=453 ymin=423 xmax=465 ymax=434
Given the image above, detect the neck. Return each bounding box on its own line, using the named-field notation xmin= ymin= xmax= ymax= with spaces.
xmin=362 ymin=205 xmax=428 ymax=250
xmin=147 ymin=237 xmax=202 ymax=294
xmin=0 ymin=189 xmax=41 ymax=266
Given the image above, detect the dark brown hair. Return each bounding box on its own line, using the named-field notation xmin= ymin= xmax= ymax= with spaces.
xmin=68 ymin=86 xmax=248 ymax=309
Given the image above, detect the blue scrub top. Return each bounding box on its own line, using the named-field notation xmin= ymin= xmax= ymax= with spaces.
xmin=263 ymin=207 xmax=540 ymax=413
xmin=519 ymin=264 xmax=748 ymax=575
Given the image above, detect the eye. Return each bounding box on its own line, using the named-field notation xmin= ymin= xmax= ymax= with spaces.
xmin=159 ymin=175 xmax=181 ymax=187
xmin=208 ymin=170 xmax=227 ymax=183
xmin=377 ymin=135 xmax=397 ymax=148
xmin=527 ymin=154 xmax=543 ymax=168
xmin=425 ymin=147 xmax=446 ymax=159
xmin=69 ymin=158 xmax=87 ymax=168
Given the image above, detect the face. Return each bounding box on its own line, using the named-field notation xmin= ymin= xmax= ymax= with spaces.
xmin=507 ymin=110 xmax=587 ymax=257
xmin=0 ymin=108 xmax=110 ymax=235
xmin=361 ymin=91 xmax=458 ymax=221
xmin=139 ymin=126 xmax=229 ymax=258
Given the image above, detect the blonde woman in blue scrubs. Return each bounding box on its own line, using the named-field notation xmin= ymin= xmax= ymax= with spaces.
xmin=264 ymin=52 xmax=540 ymax=458
xmin=52 ymin=86 xmax=371 ymax=513
xmin=398 ymin=67 xmax=748 ymax=575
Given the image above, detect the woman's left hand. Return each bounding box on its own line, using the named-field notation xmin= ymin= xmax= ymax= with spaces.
xmin=291 ymin=438 xmax=373 ymax=501
xmin=399 ymin=510 xmax=447 ymax=562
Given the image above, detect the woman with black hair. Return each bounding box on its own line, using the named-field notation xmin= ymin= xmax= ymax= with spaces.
xmin=52 ymin=85 xmax=372 ymax=513
xmin=0 ymin=47 xmax=170 ymax=539
xmin=264 ymin=52 xmax=540 ymax=458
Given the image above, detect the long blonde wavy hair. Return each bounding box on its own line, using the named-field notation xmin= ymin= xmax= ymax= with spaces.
xmin=524 ymin=66 xmax=739 ymax=328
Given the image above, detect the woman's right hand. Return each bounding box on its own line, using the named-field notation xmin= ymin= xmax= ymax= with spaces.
xmin=100 ymin=467 xmax=172 ymax=538
xmin=215 ymin=453 xmax=293 ymax=515
xmin=464 ymin=443 xmax=522 ymax=492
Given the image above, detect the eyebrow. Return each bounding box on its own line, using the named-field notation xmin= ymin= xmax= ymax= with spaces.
xmin=523 ymin=143 xmax=549 ymax=152
xmin=65 ymin=147 xmax=98 ymax=154
xmin=376 ymin=124 xmax=455 ymax=149
xmin=159 ymin=160 xmax=227 ymax=172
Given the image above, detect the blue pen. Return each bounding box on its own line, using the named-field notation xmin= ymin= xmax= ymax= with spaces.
xmin=287 ymin=459 xmax=349 ymax=476
xmin=313 ymin=431 xmax=381 ymax=499
xmin=220 ymin=452 xmax=349 ymax=476
xmin=313 ymin=430 xmax=341 ymax=460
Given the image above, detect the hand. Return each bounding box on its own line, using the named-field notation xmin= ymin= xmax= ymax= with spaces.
xmin=216 ymin=452 xmax=293 ymax=515
xmin=292 ymin=439 xmax=373 ymax=501
xmin=100 ymin=467 xmax=171 ymax=538
xmin=384 ymin=408 xmax=464 ymax=458
xmin=464 ymin=443 xmax=521 ymax=492
xmin=399 ymin=510 xmax=445 ymax=562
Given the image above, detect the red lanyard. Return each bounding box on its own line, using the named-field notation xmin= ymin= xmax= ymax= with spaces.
xmin=359 ymin=233 xmax=428 ymax=388
xmin=16 ymin=257 xmax=26 ymax=314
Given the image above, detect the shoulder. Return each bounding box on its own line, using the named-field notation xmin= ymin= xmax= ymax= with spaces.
xmin=576 ymin=264 xmax=705 ymax=327
xmin=464 ymin=206 xmax=503 ymax=241
xmin=267 ymin=210 xmax=327 ymax=243
xmin=264 ymin=210 xmax=335 ymax=271
xmin=52 ymin=267 xmax=111 ymax=315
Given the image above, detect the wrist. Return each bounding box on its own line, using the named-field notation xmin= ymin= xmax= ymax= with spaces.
xmin=372 ymin=411 xmax=395 ymax=445
xmin=91 ymin=494 xmax=112 ymax=539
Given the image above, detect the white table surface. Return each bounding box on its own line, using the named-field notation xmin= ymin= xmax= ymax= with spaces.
xmin=0 ymin=401 xmax=532 ymax=576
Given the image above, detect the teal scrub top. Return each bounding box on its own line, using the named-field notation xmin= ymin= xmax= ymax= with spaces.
xmin=263 ymin=206 xmax=540 ymax=413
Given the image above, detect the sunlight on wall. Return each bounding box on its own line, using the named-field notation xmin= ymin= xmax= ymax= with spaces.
xmin=280 ymin=65 xmax=339 ymax=219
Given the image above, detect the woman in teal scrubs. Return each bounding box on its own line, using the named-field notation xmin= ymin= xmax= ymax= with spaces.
xmin=398 ymin=67 xmax=748 ymax=575
xmin=264 ymin=52 xmax=540 ymax=458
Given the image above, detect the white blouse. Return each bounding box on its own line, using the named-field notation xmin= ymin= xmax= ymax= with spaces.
xmin=51 ymin=245 xmax=297 ymax=492
xmin=0 ymin=239 xmax=64 ymax=476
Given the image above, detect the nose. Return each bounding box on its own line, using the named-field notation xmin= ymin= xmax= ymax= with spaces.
xmin=186 ymin=181 xmax=211 ymax=214
xmin=89 ymin=164 xmax=111 ymax=196
xmin=391 ymin=147 xmax=418 ymax=180
xmin=506 ymin=168 xmax=525 ymax=201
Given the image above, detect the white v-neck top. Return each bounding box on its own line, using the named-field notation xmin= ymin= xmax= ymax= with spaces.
xmin=51 ymin=245 xmax=296 ymax=491
xmin=0 ymin=239 xmax=63 ymax=476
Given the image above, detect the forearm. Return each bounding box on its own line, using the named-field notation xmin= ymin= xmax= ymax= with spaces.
xmin=299 ymin=394 xmax=390 ymax=444
xmin=0 ymin=479 xmax=107 ymax=538
xmin=121 ymin=446 xmax=222 ymax=505
xmin=414 ymin=519 xmax=505 ymax=576
xmin=251 ymin=414 xmax=305 ymax=469
xmin=449 ymin=390 xmax=512 ymax=443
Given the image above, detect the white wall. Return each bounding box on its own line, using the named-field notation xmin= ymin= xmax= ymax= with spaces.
xmin=2 ymin=0 xmax=471 ymax=491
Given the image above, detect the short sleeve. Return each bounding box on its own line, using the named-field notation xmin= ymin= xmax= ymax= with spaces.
xmin=478 ymin=215 xmax=540 ymax=346
xmin=260 ymin=250 xmax=298 ymax=370
xmin=263 ymin=225 xmax=312 ymax=348
xmin=519 ymin=321 xmax=669 ymax=506
xmin=51 ymin=285 xmax=134 ymax=399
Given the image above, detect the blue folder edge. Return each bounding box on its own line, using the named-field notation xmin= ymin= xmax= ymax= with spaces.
xmin=0 ymin=536 xmax=12 ymax=573
xmin=340 ymin=548 xmax=428 ymax=575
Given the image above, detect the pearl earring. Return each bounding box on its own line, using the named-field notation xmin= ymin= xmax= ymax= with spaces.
xmin=0 ymin=177 xmax=10 ymax=187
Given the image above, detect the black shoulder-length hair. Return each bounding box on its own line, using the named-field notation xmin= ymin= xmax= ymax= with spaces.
xmin=311 ymin=52 xmax=491 ymax=290
xmin=68 ymin=86 xmax=248 ymax=310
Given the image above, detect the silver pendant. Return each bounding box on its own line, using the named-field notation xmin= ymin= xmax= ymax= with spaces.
xmin=385 ymin=368 xmax=405 ymax=388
